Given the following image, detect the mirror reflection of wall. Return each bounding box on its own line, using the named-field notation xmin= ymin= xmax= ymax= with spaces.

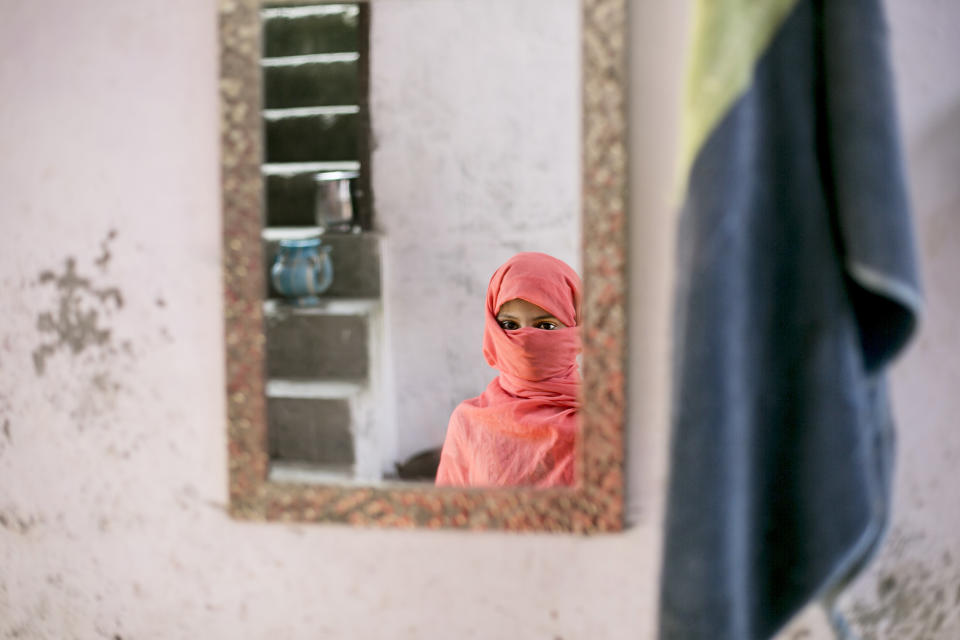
xmin=260 ymin=0 xmax=581 ymax=485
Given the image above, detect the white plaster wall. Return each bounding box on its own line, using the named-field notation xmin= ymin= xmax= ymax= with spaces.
xmin=369 ymin=0 xmax=582 ymax=458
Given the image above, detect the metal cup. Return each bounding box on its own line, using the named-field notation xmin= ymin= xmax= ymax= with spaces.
xmin=314 ymin=170 xmax=359 ymax=232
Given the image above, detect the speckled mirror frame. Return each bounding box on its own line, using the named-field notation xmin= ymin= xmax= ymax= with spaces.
xmin=221 ymin=0 xmax=627 ymax=532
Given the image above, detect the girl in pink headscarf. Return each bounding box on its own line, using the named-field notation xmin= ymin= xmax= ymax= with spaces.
xmin=435 ymin=252 xmax=582 ymax=488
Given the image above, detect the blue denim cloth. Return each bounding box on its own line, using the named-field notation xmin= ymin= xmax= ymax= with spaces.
xmin=659 ymin=0 xmax=922 ymax=638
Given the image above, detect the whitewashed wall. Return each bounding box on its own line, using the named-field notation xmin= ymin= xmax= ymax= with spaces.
xmin=369 ymin=0 xmax=581 ymax=459
xmin=1 ymin=0 xmax=958 ymax=638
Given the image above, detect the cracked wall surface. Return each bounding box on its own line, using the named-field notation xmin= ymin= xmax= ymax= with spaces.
xmin=32 ymin=239 xmax=125 ymax=375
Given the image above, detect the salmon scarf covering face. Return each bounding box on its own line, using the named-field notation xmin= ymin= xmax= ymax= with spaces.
xmin=436 ymin=252 xmax=582 ymax=488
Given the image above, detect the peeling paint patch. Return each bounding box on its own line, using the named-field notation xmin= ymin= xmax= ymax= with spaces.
xmin=0 ymin=389 xmax=11 ymax=456
xmin=0 ymin=508 xmax=39 ymax=535
xmin=6 ymin=622 xmax=30 ymax=638
xmin=94 ymin=228 xmax=118 ymax=272
xmin=846 ymin=528 xmax=960 ymax=639
xmin=68 ymin=368 xmax=129 ymax=431
xmin=0 ymin=419 xmax=10 ymax=457
xmin=32 ymin=239 xmax=124 ymax=375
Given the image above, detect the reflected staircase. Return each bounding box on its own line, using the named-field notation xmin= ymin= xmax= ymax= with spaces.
xmin=260 ymin=3 xmax=387 ymax=482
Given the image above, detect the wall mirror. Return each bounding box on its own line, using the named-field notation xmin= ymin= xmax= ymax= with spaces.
xmin=220 ymin=0 xmax=626 ymax=531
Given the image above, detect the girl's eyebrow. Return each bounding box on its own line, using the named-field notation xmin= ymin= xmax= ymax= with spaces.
xmin=533 ymin=315 xmax=560 ymax=321
xmin=496 ymin=313 xmax=519 ymax=320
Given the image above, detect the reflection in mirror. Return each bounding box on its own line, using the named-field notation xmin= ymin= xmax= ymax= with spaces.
xmin=222 ymin=0 xmax=625 ymax=530
xmin=258 ymin=1 xmax=581 ymax=487
xmin=435 ymin=252 xmax=583 ymax=488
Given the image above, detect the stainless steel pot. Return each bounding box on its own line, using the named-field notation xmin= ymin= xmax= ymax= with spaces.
xmin=314 ymin=170 xmax=359 ymax=232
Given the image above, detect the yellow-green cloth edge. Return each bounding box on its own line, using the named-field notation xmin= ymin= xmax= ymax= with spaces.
xmin=677 ymin=0 xmax=801 ymax=196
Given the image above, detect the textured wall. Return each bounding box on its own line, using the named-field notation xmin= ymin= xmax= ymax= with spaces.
xmin=369 ymin=0 xmax=582 ymax=458
xmin=1 ymin=0 xmax=957 ymax=638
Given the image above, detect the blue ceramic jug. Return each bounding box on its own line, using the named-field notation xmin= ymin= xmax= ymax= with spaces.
xmin=271 ymin=237 xmax=334 ymax=305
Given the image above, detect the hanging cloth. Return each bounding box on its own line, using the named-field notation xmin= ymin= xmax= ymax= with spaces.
xmin=660 ymin=0 xmax=923 ymax=638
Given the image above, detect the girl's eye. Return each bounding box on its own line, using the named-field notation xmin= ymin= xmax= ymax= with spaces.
xmin=535 ymin=321 xmax=559 ymax=330
xmin=498 ymin=319 xmax=520 ymax=331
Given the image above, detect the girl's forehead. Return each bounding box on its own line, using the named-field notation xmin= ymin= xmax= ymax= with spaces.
xmin=497 ymin=298 xmax=556 ymax=316
xmin=492 ymin=270 xmax=577 ymax=326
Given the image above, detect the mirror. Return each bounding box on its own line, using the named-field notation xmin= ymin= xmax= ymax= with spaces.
xmin=220 ymin=0 xmax=627 ymax=530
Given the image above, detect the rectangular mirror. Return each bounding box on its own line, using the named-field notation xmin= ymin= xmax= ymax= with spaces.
xmin=220 ymin=0 xmax=626 ymax=531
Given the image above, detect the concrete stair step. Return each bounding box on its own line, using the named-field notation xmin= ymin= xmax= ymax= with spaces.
xmin=266 ymin=377 xmax=366 ymax=399
xmin=268 ymin=460 xmax=355 ymax=484
xmin=264 ymin=161 xmax=360 ymax=227
xmin=266 ymin=385 xmax=356 ymax=465
xmin=263 ymin=106 xmax=358 ymax=163
xmin=263 ymin=53 xmax=359 ymax=109
xmin=264 ymin=302 xmax=370 ymax=379
xmin=262 ymin=229 xmax=381 ymax=298
xmin=262 ymin=4 xmax=359 ymax=58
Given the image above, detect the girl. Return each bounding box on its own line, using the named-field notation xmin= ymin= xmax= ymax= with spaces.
xmin=435 ymin=252 xmax=581 ymax=488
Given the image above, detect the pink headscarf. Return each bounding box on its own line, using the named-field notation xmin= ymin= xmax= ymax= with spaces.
xmin=436 ymin=252 xmax=582 ymax=488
